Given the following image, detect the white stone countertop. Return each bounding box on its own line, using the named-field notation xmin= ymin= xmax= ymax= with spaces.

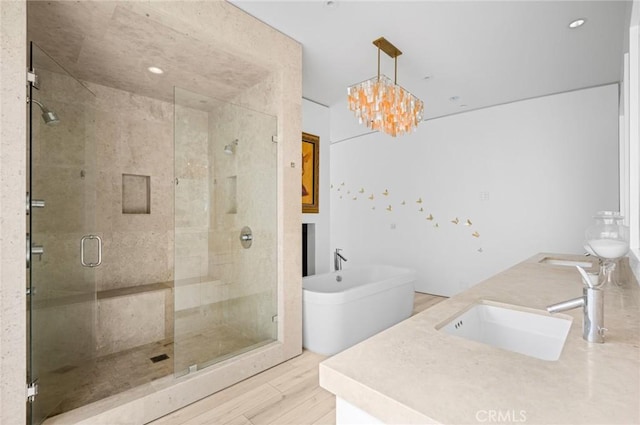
xmin=319 ymin=253 xmax=640 ymax=424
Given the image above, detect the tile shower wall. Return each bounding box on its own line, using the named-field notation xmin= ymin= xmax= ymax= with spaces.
xmin=88 ymin=80 xmax=177 ymax=356
xmin=33 ymin=67 xmax=183 ymax=357
xmin=174 ymin=79 xmax=279 ymax=357
xmin=35 ymin=65 xmax=280 ymax=362
xmin=208 ymin=86 xmax=278 ymax=342
xmin=35 ymin=69 xmax=176 ymax=292
xmin=88 ymin=81 xmax=174 ymax=292
xmin=30 ymin=66 xmax=98 ymax=378
xmin=174 ymin=100 xmax=223 ymax=345
xmin=175 ymin=105 xmax=210 ymax=284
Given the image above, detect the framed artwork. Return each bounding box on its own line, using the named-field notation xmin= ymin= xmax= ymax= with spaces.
xmin=302 ymin=132 xmax=319 ymax=213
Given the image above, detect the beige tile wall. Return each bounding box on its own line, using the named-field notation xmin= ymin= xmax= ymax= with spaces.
xmin=207 ymin=89 xmax=279 ymax=336
xmin=174 ymin=78 xmax=280 ymax=366
xmin=88 ymin=81 xmax=175 ymax=292
xmin=34 ymin=61 xmax=283 ymax=367
xmin=175 ymin=101 xmax=210 ymax=284
xmin=32 ymin=67 xmax=175 ymax=293
xmin=96 ymin=291 xmax=166 ymax=356
xmin=31 ymin=68 xmax=177 ymax=358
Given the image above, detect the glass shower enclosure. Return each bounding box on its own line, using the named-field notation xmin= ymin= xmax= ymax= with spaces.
xmin=27 ymin=44 xmax=279 ymax=423
xmin=173 ymin=87 xmax=279 ymax=375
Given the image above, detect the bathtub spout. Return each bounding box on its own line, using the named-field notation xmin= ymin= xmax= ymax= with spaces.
xmin=334 ymin=249 xmax=347 ymax=271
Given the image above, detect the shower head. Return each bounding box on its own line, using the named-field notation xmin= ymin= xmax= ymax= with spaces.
xmin=224 ymin=139 xmax=238 ymax=155
xmin=41 ymin=110 xmax=59 ymax=126
xmin=30 ymin=98 xmax=60 ymax=126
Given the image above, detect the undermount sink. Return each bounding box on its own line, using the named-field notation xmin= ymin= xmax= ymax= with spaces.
xmin=539 ymin=257 xmax=593 ymax=268
xmin=436 ymin=301 xmax=573 ymax=361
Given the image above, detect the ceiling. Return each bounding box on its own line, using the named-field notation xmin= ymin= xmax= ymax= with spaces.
xmin=26 ymin=1 xmax=631 ymax=120
xmin=231 ymin=0 xmax=630 ymax=119
xmin=27 ymin=1 xmax=270 ymax=109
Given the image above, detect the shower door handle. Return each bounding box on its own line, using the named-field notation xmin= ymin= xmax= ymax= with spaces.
xmin=80 ymin=235 xmax=102 ymax=267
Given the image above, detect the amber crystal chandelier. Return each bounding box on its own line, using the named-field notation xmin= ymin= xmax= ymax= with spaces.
xmin=347 ymin=37 xmax=424 ymax=137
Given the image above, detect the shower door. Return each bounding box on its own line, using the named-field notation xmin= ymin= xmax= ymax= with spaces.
xmin=28 ymin=42 xmax=98 ymax=424
xmin=173 ymin=87 xmax=278 ymax=375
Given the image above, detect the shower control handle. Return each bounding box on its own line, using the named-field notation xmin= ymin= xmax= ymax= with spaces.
xmin=239 ymin=226 xmax=253 ymax=249
xmin=32 ymin=199 xmax=46 ymax=209
xmin=26 ymin=192 xmax=45 ymax=215
xmin=26 ymin=233 xmax=44 ymax=269
xmin=80 ymin=235 xmax=102 ymax=267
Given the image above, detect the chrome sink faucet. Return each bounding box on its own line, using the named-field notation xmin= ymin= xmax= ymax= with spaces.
xmin=546 ymin=266 xmax=606 ymax=343
xmin=334 ymin=248 xmax=347 ymax=271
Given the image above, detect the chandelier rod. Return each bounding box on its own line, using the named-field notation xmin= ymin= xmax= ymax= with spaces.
xmin=395 ymin=55 xmax=398 ymax=85
xmin=373 ymin=37 xmax=402 ymax=84
xmin=377 ymin=45 xmax=381 ymax=81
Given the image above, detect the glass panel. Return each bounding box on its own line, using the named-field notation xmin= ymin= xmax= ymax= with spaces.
xmin=173 ymin=87 xmax=278 ymax=376
xmin=28 ymin=42 xmax=97 ymax=424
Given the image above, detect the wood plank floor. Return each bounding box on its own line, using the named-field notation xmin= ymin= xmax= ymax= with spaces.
xmin=149 ymin=292 xmax=446 ymax=425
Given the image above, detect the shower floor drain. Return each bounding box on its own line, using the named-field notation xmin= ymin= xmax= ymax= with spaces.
xmin=150 ymin=353 xmax=170 ymax=363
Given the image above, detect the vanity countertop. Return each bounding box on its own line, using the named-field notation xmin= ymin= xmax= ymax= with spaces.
xmin=319 ymin=253 xmax=640 ymax=424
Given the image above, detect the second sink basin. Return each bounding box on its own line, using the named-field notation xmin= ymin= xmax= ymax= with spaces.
xmin=436 ymin=301 xmax=573 ymax=361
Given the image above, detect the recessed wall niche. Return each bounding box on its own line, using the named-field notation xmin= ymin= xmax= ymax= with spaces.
xmin=122 ymin=174 xmax=151 ymax=214
xmin=226 ymin=175 xmax=237 ymax=214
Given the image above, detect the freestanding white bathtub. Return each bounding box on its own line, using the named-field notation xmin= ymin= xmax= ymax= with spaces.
xmin=302 ymin=265 xmax=416 ymax=356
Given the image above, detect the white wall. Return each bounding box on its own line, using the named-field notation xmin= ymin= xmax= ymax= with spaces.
xmin=330 ymin=85 xmax=619 ymax=296
xmin=303 ymin=98 xmax=331 ymax=274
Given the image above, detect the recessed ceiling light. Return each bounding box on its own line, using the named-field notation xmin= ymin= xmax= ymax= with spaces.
xmin=449 ymin=96 xmax=460 ymax=102
xmin=326 ymin=1 xmax=337 ymax=8
xmin=147 ymin=66 xmax=164 ymax=74
xmin=568 ymin=18 xmax=586 ymax=29
xmin=423 ymin=74 xmax=433 ymax=81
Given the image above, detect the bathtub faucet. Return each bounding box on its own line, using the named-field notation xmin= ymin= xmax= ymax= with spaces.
xmin=334 ymin=248 xmax=347 ymax=271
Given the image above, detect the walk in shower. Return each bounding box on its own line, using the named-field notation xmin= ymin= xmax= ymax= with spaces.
xmin=27 ymin=4 xmax=281 ymax=421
